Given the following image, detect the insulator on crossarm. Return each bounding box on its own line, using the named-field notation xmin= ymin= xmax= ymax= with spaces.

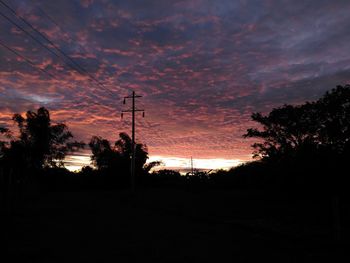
xmin=123 ymin=98 xmax=126 ymax=104
xmin=121 ymin=113 xmax=123 ymax=119
xmin=142 ymin=111 xmax=145 ymax=118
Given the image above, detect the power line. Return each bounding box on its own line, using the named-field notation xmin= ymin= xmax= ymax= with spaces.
xmin=35 ymin=4 xmax=94 ymax=63
xmin=0 ymin=39 xmax=116 ymax=111
xmin=1 ymin=1 xmax=144 ymax=135
xmin=32 ymin=2 xmax=132 ymax=96
xmin=0 ymin=0 xmax=122 ymax=103
xmin=0 ymin=11 xmax=102 ymax=105
xmin=0 ymin=39 xmax=57 ymax=80
xmin=0 ymin=0 xmax=79 ymax=71
xmin=0 ymin=9 xmax=60 ymax=59
xmin=0 ymin=0 xmax=107 ymax=90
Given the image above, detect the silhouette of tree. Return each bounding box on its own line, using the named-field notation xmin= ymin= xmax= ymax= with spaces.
xmin=0 ymin=127 xmax=12 ymax=159
xmin=80 ymin=165 xmax=95 ymax=175
xmin=115 ymin=132 xmax=148 ymax=173
xmin=89 ymin=136 xmax=119 ymax=170
xmin=150 ymin=169 xmax=182 ymax=186
xmin=0 ymin=107 xmax=84 ymax=171
xmin=143 ymin=161 xmax=163 ymax=173
xmin=242 ymin=84 xmax=350 ymax=202
xmin=244 ymin=85 xmax=350 ymax=161
xmin=315 ymin=85 xmax=350 ymax=154
xmin=89 ymin=132 xmax=148 ymax=174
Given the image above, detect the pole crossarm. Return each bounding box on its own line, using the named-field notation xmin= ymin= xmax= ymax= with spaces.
xmin=122 ymin=109 xmax=145 ymax=112
xmin=124 ymin=95 xmax=142 ymax=99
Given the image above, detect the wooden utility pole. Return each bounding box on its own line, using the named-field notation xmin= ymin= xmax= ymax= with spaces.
xmin=122 ymin=91 xmax=144 ymax=193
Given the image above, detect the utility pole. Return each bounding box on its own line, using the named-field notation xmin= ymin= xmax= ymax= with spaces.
xmin=121 ymin=91 xmax=144 ymax=193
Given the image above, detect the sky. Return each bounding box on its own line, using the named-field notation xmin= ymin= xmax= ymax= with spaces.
xmin=1 ymin=0 xmax=350 ymax=171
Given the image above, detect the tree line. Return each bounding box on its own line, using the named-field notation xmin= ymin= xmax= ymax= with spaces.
xmin=1 ymin=84 xmax=350 ymax=194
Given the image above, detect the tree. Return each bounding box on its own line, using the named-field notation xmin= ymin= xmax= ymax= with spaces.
xmin=315 ymin=85 xmax=350 ymax=154
xmin=89 ymin=132 xmax=148 ymax=174
xmin=0 ymin=127 xmax=12 ymax=159
xmin=244 ymin=85 xmax=350 ymax=161
xmin=243 ymin=84 xmax=350 ymax=198
xmin=143 ymin=161 xmax=163 ymax=173
xmin=0 ymin=107 xmax=84 ymax=171
xmin=245 ymin=85 xmax=350 ymax=242
xmin=89 ymin=136 xmax=119 ymax=170
xmin=115 ymin=132 xmax=148 ymax=173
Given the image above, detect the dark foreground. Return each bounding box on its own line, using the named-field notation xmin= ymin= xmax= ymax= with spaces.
xmin=5 ymin=188 xmax=347 ymax=262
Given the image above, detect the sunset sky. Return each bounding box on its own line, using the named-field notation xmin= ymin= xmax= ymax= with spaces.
xmin=1 ymin=0 xmax=350 ymax=171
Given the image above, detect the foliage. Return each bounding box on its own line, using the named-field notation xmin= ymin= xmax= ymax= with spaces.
xmin=241 ymin=85 xmax=350 ymax=195
xmin=89 ymin=136 xmax=119 ymax=170
xmin=0 ymin=107 xmax=84 ymax=170
xmin=244 ymin=85 xmax=350 ymax=160
xmin=0 ymin=127 xmax=12 ymax=159
xmin=143 ymin=161 xmax=163 ymax=173
xmin=89 ymin=132 xmax=148 ymax=174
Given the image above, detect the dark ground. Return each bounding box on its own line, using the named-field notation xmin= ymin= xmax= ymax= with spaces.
xmin=4 ymin=187 xmax=347 ymax=262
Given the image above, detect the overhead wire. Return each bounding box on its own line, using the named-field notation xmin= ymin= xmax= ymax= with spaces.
xmin=0 ymin=39 xmax=57 ymax=80
xmin=31 ymin=0 xmax=133 ymax=96
xmin=0 ymin=0 xmax=120 ymax=100
xmin=0 ymin=1 xmax=146 ymax=137
xmin=0 ymin=40 xmax=115 ymax=112
xmin=0 ymin=9 xmax=60 ymax=59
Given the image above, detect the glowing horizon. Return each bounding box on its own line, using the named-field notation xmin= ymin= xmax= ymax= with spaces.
xmin=147 ymin=155 xmax=246 ymax=171
xmin=64 ymin=153 xmax=249 ymax=172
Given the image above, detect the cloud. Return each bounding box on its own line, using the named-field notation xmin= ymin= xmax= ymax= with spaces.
xmin=80 ymin=0 xmax=94 ymax=9
xmin=1 ymin=0 xmax=350 ymax=166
